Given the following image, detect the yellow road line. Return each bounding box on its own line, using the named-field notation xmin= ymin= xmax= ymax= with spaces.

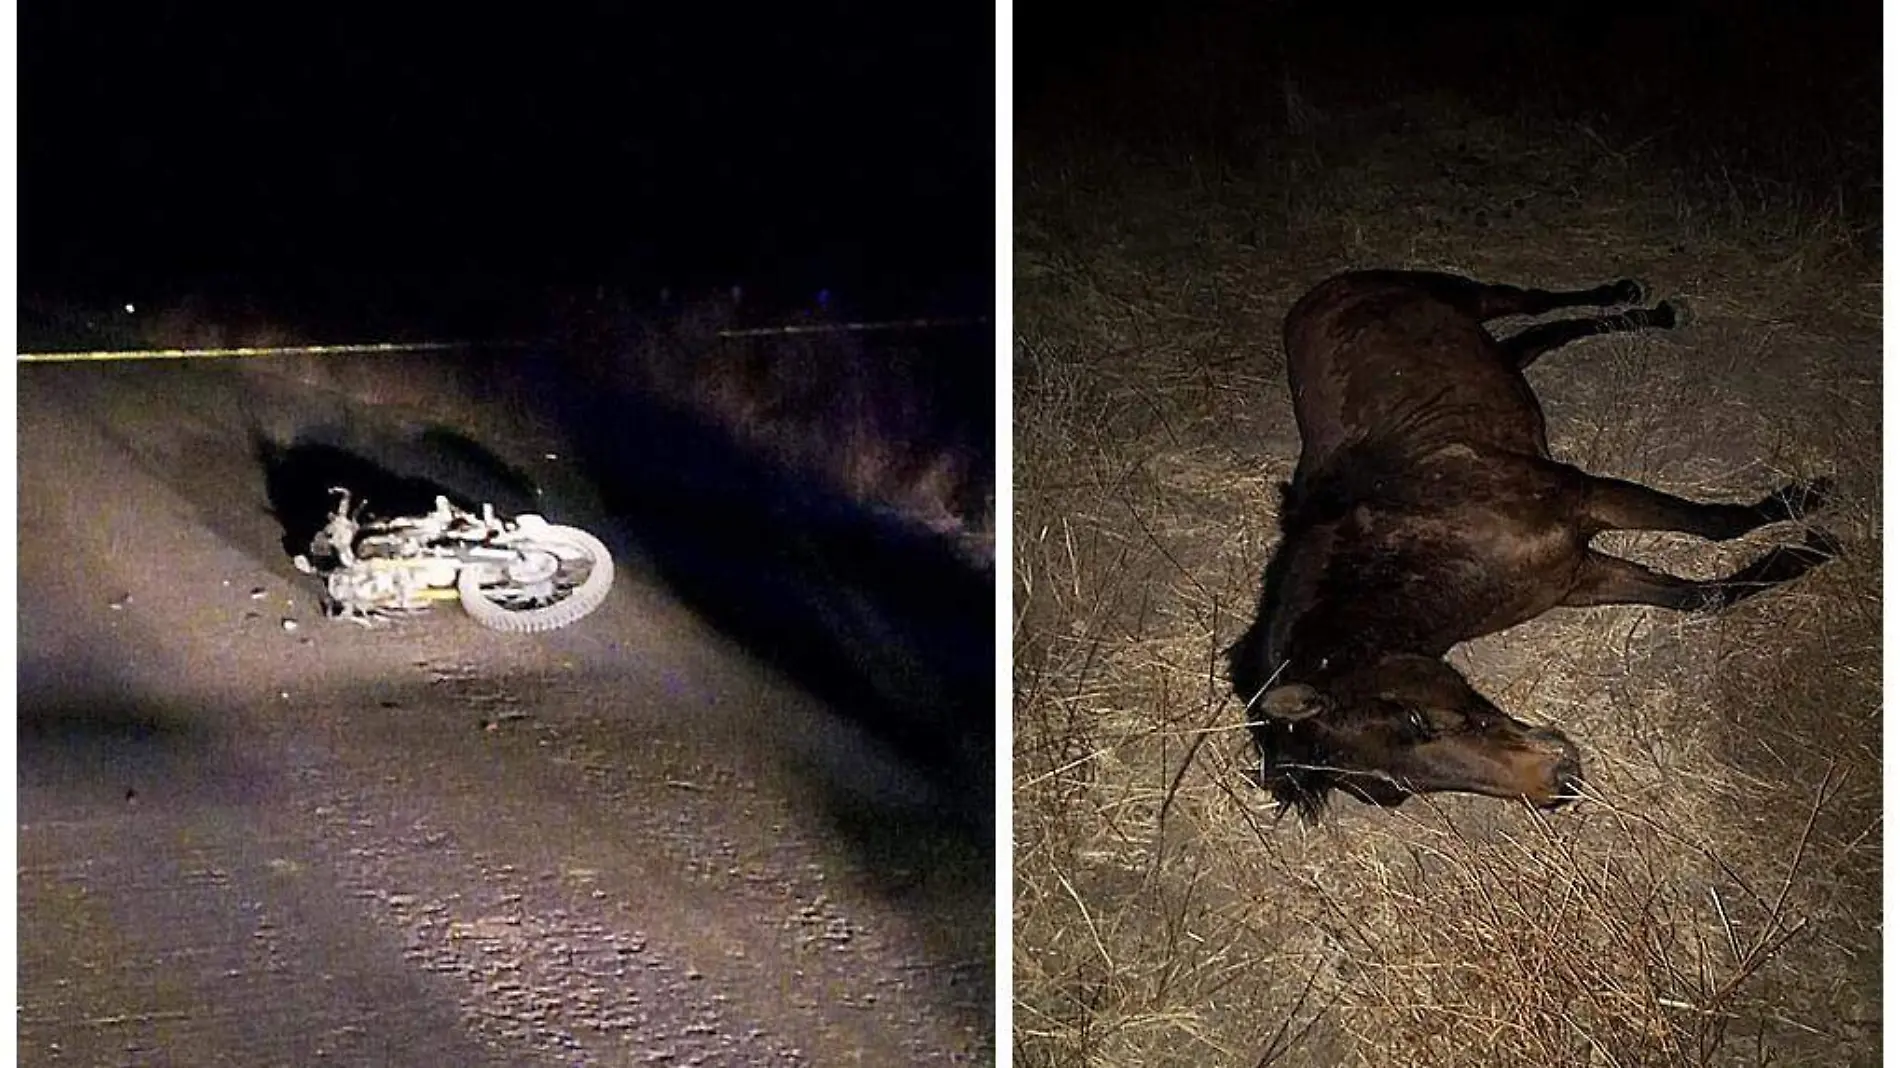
xmin=16 ymin=341 xmax=505 ymax=363
xmin=17 ymin=315 xmax=987 ymax=362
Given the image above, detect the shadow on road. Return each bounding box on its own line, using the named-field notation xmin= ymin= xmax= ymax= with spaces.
xmin=253 ymin=425 xmax=545 ymax=561
xmin=17 ymin=664 xmax=274 ymax=817
xmin=551 ymin=372 xmax=991 ymax=819
xmin=521 ymin=350 xmax=995 ymax=933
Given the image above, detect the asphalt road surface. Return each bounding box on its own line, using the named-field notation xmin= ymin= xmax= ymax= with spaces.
xmin=18 ymin=355 xmax=994 ymax=1065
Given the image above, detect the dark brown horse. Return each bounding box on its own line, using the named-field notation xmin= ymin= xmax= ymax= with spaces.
xmin=1227 ymin=270 xmax=1837 ymax=819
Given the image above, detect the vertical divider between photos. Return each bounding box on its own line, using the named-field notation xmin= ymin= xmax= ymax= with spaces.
xmin=993 ymin=0 xmax=1017 ymax=1059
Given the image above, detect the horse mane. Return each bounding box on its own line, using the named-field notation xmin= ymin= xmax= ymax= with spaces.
xmin=1231 ymin=427 xmax=1468 ymax=820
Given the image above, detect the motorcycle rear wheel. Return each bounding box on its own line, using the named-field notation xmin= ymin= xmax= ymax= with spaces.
xmin=457 ymin=523 xmax=615 ymax=633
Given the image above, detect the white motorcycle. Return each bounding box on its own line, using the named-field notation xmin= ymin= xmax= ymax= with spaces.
xmin=294 ymin=488 xmax=614 ymax=633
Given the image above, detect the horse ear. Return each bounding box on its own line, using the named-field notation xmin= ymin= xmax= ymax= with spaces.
xmin=1259 ymin=684 xmax=1327 ymax=722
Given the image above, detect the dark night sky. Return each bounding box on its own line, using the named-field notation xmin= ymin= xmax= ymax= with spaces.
xmin=21 ymin=5 xmax=993 ymax=329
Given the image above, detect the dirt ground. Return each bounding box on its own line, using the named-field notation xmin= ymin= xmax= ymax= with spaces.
xmin=1012 ymin=96 xmax=1879 ymax=1067
xmin=18 ymin=335 xmax=994 ymax=1064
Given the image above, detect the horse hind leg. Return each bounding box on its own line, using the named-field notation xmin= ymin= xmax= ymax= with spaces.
xmin=1395 ymin=271 xmax=1648 ymax=320
xmin=1580 ymin=473 xmax=1831 ymax=542
xmin=1499 ymin=301 xmax=1680 ymax=370
xmin=1458 ymin=276 xmax=1648 ymax=320
xmin=1562 ymin=530 xmax=1841 ymax=613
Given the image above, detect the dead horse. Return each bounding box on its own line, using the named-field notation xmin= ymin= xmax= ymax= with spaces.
xmin=1226 ymin=269 xmax=1838 ymax=819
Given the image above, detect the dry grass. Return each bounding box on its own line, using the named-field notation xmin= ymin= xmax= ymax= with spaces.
xmin=1013 ymin=93 xmax=1879 ymax=1067
xmin=590 ymin=295 xmax=992 ymax=551
xmin=519 ymin=290 xmax=993 ymax=563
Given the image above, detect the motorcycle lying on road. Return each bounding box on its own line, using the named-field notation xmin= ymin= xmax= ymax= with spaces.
xmin=293 ymin=487 xmax=614 ymax=633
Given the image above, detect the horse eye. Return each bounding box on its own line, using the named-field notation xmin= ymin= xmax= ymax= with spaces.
xmin=1405 ymin=708 xmax=1432 ymax=736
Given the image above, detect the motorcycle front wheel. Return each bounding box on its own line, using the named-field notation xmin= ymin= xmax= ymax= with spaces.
xmin=457 ymin=523 xmax=615 ymax=633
